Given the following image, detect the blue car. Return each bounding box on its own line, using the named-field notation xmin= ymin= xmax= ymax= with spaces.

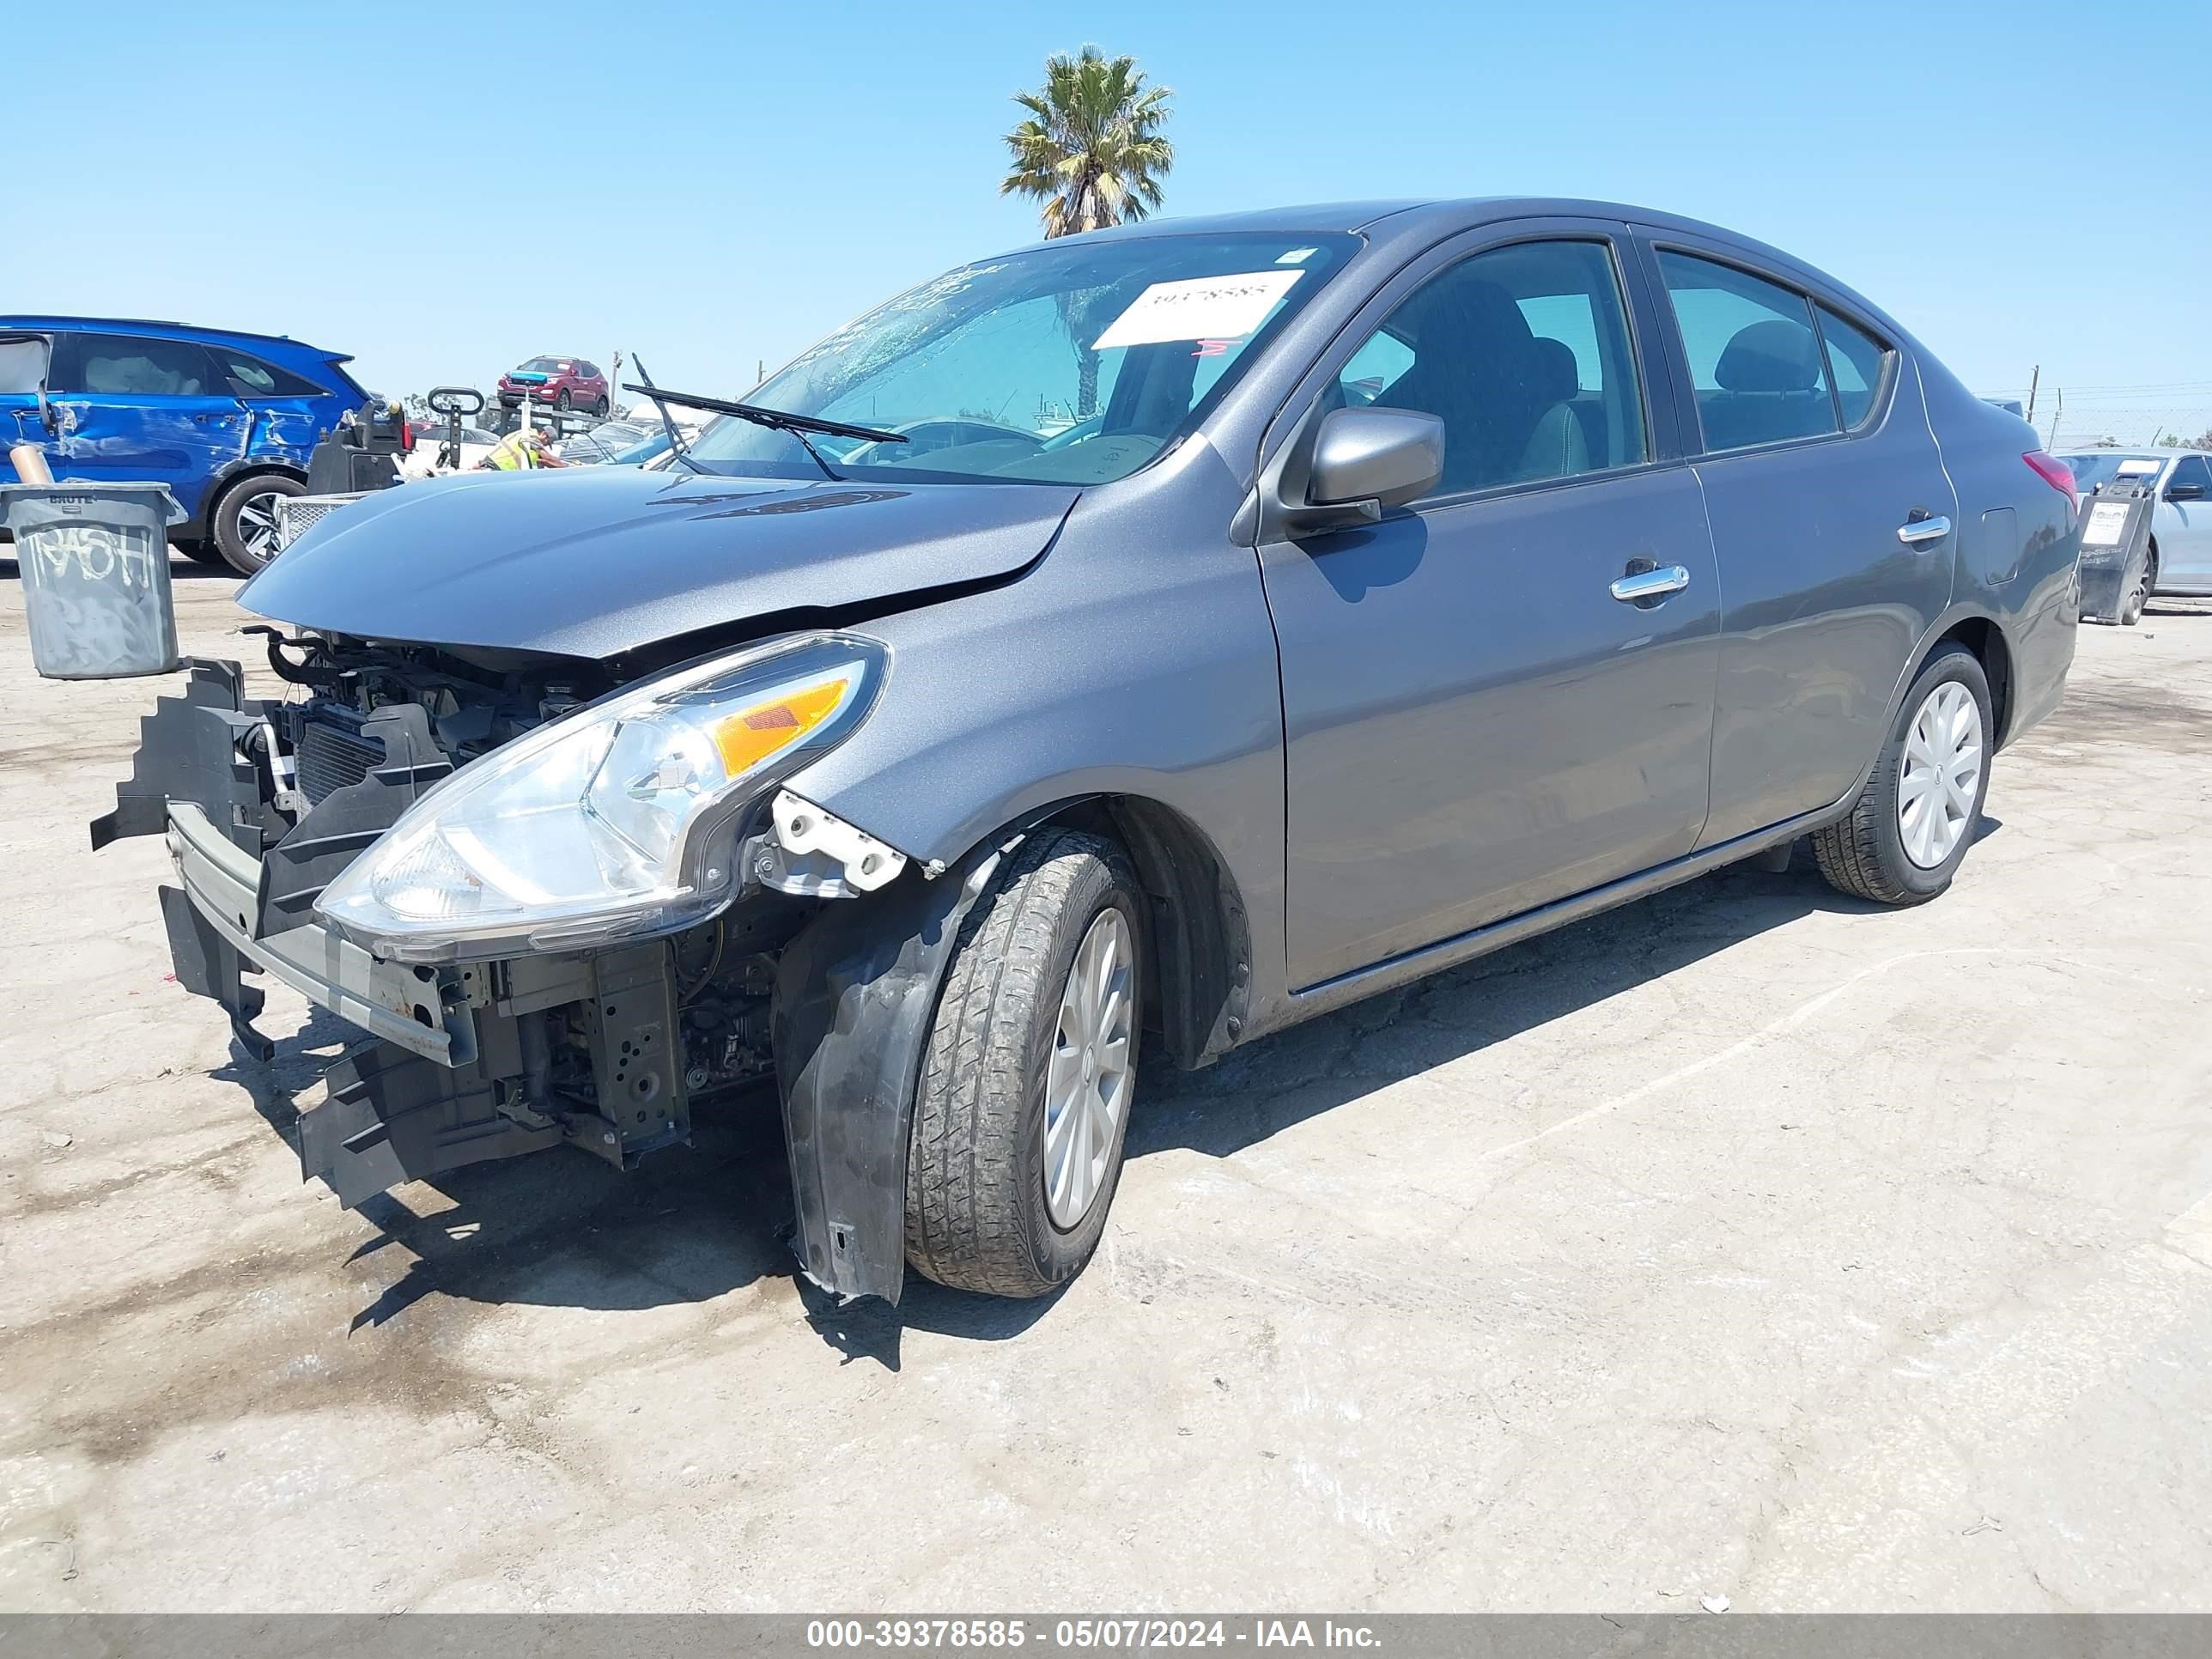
xmin=0 ymin=316 xmax=369 ymax=572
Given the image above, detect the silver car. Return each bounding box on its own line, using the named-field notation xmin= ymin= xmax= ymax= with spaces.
xmin=98 ymin=198 xmax=2081 ymax=1305
xmin=2057 ymin=446 xmax=2212 ymax=618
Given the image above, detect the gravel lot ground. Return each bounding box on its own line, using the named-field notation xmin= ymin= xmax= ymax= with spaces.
xmin=2 ymin=562 xmax=2209 ymax=1613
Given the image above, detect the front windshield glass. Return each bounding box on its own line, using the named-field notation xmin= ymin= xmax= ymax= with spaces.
xmin=689 ymin=231 xmax=1356 ymax=485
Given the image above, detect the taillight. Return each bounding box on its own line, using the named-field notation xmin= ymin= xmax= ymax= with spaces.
xmin=2023 ymin=449 xmax=2075 ymax=505
xmin=399 ymin=419 xmax=416 ymax=454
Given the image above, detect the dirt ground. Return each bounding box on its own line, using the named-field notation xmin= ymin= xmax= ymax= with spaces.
xmin=2 ymin=562 xmax=2209 ymax=1613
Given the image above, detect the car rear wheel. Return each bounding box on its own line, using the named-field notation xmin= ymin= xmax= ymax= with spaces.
xmin=211 ymin=473 xmax=305 ymax=574
xmin=905 ymin=827 xmax=1144 ymax=1299
xmin=1812 ymin=642 xmax=1992 ymax=906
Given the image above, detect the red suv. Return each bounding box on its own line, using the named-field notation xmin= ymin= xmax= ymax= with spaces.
xmin=495 ymin=356 xmax=610 ymax=414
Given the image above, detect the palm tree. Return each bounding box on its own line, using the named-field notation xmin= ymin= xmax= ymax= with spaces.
xmin=1001 ymin=46 xmax=1175 ymax=416
xmin=1001 ymin=46 xmax=1175 ymax=239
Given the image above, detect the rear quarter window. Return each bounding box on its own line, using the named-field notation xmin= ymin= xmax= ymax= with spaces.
xmin=205 ymin=345 xmax=331 ymax=399
xmin=1814 ymin=305 xmax=1894 ymax=429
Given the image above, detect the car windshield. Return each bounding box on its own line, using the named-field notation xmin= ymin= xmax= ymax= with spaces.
xmin=2064 ymin=453 xmax=2162 ymax=493
xmin=520 ymin=357 xmax=565 ymax=373
xmin=687 ymin=230 xmax=1357 ymax=485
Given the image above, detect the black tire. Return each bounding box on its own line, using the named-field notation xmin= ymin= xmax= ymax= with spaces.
xmin=556 ymin=389 xmax=572 ymax=412
xmin=210 ymin=472 xmax=305 ymax=574
xmin=592 ymin=393 xmax=611 ymax=417
xmin=906 ymin=828 xmax=1145 ymax=1298
xmin=1813 ymin=642 xmax=1993 ymax=906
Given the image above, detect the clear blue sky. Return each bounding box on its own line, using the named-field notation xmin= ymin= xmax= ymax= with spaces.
xmin=21 ymin=1 xmax=2212 ymax=441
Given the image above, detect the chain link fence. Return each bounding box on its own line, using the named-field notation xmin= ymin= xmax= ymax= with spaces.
xmin=1978 ymin=380 xmax=2212 ymax=450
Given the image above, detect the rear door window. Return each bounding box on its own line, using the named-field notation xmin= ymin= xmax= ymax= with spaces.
xmin=48 ymin=331 xmax=222 ymax=397
xmin=1656 ymin=252 xmax=1839 ymax=453
xmin=1814 ymin=305 xmax=1893 ymax=428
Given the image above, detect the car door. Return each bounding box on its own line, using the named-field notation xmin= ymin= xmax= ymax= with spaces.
xmin=1258 ymin=227 xmax=1722 ymax=988
xmin=44 ymin=331 xmax=248 ymax=509
xmin=2158 ymin=453 xmax=2212 ymax=591
xmin=1635 ymin=237 xmax=1958 ymax=848
xmin=0 ymin=331 xmax=53 ymax=483
xmin=199 ymin=340 xmax=336 ymax=472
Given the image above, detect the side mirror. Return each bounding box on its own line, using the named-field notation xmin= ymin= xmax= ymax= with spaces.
xmin=1267 ymin=407 xmax=1445 ymax=538
xmin=2166 ymin=482 xmax=2206 ymax=502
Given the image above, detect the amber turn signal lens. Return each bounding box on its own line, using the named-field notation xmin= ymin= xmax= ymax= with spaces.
xmin=709 ymin=678 xmax=850 ymax=775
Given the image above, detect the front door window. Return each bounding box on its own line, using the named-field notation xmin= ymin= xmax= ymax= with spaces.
xmin=1334 ymin=238 xmax=1647 ymax=495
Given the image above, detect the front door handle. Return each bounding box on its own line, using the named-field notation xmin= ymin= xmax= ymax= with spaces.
xmin=1609 ymin=563 xmax=1691 ymax=605
xmin=1897 ymin=513 xmax=1952 ymax=545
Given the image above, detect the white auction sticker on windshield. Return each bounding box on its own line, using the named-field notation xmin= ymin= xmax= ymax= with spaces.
xmin=1091 ymin=270 xmax=1305 ymax=350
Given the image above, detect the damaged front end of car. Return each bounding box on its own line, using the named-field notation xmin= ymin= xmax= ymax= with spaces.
xmin=94 ymin=620 xmax=967 ymax=1305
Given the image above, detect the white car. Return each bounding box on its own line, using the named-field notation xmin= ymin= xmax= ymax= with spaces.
xmin=2058 ymin=447 xmax=2212 ymax=603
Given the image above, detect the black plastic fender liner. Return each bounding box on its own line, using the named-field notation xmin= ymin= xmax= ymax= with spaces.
xmin=771 ymin=842 xmax=1007 ymax=1305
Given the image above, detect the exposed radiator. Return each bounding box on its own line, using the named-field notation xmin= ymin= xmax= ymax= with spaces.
xmin=295 ymin=715 xmax=384 ymax=806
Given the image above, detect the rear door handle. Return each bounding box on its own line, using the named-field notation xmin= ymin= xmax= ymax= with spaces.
xmin=1897 ymin=514 xmax=1952 ymax=545
xmin=1609 ymin=564 xmax=1691 ymax=604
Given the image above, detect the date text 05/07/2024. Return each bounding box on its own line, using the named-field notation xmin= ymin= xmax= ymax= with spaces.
xmin=805 ymin=1620 xmax=1382 ymax=1650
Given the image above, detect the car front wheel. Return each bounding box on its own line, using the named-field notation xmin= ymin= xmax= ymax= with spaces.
xmin=905 ymin=827 xmax=1144 ymax=1298
xmin=1813 ymin=642 xmax=1992 ymax=906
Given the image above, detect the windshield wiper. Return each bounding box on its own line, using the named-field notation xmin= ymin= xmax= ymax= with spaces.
xmin=623 ymin=356 xmax=708 ymax=474
xmin=618 ymin=381 xmax=907 ymax=483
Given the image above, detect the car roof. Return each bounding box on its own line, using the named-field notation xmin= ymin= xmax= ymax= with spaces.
xmin=0 ymin=314 xmax=349 ymax=362
xmin=994 ymin=195 xmax=1801 ymax=253
xmin=985 ymin=196 xmax=1898 ymax=333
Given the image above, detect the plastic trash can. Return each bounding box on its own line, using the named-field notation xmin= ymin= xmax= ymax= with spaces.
xmin=3 ymin=481 xmax=186 ymax=679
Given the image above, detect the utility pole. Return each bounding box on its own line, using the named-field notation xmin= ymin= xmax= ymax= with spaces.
xmin=2025 ymin=365 xmax=2039 ymax=425
xmin=2048 ymin=388 xmax=2063 ymax=448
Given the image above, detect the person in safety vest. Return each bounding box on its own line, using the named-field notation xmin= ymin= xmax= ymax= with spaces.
xmin=479 ymin=424 xmax=566 ymax=471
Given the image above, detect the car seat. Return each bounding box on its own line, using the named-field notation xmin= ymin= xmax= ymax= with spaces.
xmin=1699 ymin=319 xmax=1832 ymax=449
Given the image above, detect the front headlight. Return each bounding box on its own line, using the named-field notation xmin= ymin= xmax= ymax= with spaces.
xmin=315 ymin=632 xmax=886 ymax=962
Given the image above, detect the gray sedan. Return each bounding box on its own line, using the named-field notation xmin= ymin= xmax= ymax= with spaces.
xmin=100 ymin=198 xmax=2081 ymax=1306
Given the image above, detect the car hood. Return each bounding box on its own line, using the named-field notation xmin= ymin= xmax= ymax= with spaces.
xmin=239 ymin=466 xmax=1078 ymax=659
